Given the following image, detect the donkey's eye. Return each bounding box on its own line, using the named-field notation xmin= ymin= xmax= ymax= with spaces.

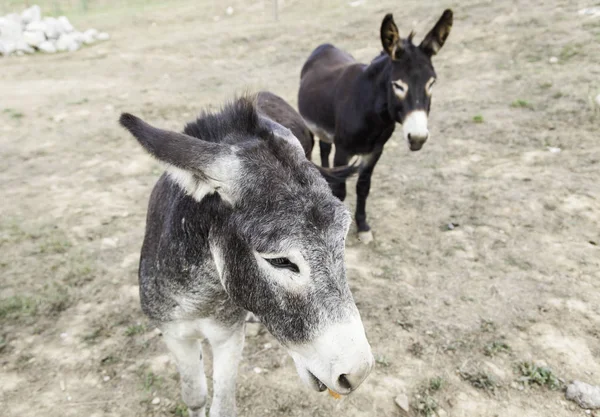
xmin=392 ymin=82 xmax=405 ymax=92
xmin=426 ymin=78 xmax=436 ymax=96
xmin=266 ymin=257 xmax=300 ymax=273
xmin=392 ymin=80 xmax=408 ymax=99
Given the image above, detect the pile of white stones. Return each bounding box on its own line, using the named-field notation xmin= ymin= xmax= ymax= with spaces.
xmin=0 ymin=5 xmax=109 ymax=57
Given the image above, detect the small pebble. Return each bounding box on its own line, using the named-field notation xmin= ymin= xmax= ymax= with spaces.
xmin=152 ymin=397 xmax=160 ymax=405
xmin=226 ymin=6 xmax=234 ymax=15
xmin=549 ymin=56 xmax=558 ymax=64
xmin=253 ymin=367 xmax=263 ymax=374
xmin=103 ymin=375 xmax=110 ymax=382
xmin=394 ymin=393 xmax=410 ymax=413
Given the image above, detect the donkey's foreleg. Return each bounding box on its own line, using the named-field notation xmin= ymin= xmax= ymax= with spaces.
xmin=204 ymin=320 xmax=245 ymax=417
xmin=163 ymin=334 xmax=208 ymax=417
xmin=355 ymin=149 xmax=383 ymax=243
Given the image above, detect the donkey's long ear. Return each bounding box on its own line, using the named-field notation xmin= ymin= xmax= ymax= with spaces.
xmin=120 ymin=113 xmax=239 ymax=203
xmin=381 ymin=14 xmax=402 ymax=59
xmin=419 ymin=9 xmax=453 ymax=57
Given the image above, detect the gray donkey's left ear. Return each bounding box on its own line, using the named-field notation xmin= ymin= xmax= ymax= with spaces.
xmin=120 ymin=113 xmax=240 ymax=204
xmin=420 ymin=9 xmax=453 ymax=57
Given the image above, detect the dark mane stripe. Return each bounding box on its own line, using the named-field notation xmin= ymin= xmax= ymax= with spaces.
xmin=183 ymin=95 xmax=272 ymax=144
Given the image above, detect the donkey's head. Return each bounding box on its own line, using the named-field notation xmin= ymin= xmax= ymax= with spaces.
xmin=380 ymin=9 xmax=453 ymax=151
xmin=120 ymin=97 xmax=373 ymax=395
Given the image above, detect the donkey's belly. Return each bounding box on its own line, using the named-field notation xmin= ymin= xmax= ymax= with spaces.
xmin=303 ymin=118 xmax=334 ymax=144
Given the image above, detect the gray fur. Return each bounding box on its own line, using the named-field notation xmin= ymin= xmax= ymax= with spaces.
xmin=119 ymin=95 xmax=368 ymax=416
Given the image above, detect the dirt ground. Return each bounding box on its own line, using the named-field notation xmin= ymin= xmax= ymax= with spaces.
xmin=1 ymin=0 xmax=599 ymax=416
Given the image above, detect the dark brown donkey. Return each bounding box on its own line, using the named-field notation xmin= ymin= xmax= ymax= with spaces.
xmin=298 ymin=10 xmax=453 ymax=243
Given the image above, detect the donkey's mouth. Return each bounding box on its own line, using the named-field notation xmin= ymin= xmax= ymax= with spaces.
xmin=308 ymin=371 xmax=328 ymax=392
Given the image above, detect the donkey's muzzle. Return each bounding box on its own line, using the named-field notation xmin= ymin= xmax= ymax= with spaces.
xmin=288 ymin=312 xmax=374 ymax=395
xmin=402 ymin=110 xmax=429 ymax=152
xmin=408 ymin=132 xmax=429 ymax=151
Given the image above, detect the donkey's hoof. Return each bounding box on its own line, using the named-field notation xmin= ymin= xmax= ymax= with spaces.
xmin=357 ymin=230 xmax=373 ymax=244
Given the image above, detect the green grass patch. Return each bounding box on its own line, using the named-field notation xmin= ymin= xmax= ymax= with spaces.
xmin=473 ymin=114 xmax=484 ymax=123
xmin=125 ymin=324 xmax=146 ymax=337
xmin=459 ymin=370 xmax=497 ymax=392
xmin=0 ymin=296 xmax=38 ymax=319
xmin=510 ymin=99 xmax=532 ymax=109
xmin=517 ymin=361 xmax=562 ymax=390
xmin=484 ymin=340 xmax=511 ymax=357
xmin=375 ymin=355 xmax=391 ymax=367
xmin=413 ymin=376 xmax=446 ymax=416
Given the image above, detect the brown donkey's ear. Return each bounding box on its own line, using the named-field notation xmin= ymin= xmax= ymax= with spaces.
xmin=381 ymin=14 xmax=402 ymax=59
xmin=420 ymin=9 xmax=453 ymax=57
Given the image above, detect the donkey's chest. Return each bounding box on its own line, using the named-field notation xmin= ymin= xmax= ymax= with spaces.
xmin=338 ymin=122 xmax=396 ymax=155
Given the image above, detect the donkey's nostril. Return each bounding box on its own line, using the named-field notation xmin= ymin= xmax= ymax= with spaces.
xmin=338 ymin=374 xmax=352 ymax=391
xmin=407 ymin=133 xmax=412 ymax=141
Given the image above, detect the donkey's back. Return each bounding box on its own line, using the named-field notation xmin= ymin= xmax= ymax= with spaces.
xmin=298 ymin=44 xmax=364 ymax=139
xmin=256 ymin=91 xmax=313 ymax=159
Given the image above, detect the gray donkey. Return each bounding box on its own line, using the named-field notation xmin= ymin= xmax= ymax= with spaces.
xmin=119 ymin=96 xmax=374 ymax=417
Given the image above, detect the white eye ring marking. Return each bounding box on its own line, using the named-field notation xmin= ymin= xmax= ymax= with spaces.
xmin=426 ymin=77 xmax=436 ymax=96
xmin=254 ymin=249 xmax=310 ymax=290
xmin=392 ymin=79 xmax=408 ymax=99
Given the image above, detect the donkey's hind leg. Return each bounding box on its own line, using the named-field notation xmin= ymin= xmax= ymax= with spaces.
xmin=319 ymin=140 xmax=332 ymax=168
xmin=330 ymin=147 xmax=350 ymax=201
xmin=163 ymin=333 xmax=208 ymax=417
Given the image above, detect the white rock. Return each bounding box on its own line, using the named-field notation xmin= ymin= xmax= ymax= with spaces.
xmin=83 ymin=29 xmax=98 ymax=45
xmin=21 ymin=5 xmax=41 ymax=25
xmin=578 ymin=7 xmax=600 ymax=17
xmin=566 ymin=381 xmax=600 ymax=409
xmin=102 ymin=375 xmax=110 ymax=382
xmin=56 ymin=33 xmax=77 ymax=52
xmin=101 ymin=237 xmax=119 ymax=248
xmin=38 ymin=41 xmax=57 ymax=53
xmin=67 ymin=42 xmax=80 ymax=52
xmin=23 ymin=30 xmax=46 ymax=47
xmin=226 ymin=6 xmax=234 ymax=15
xmin=547 ymin=146 xmax=561 ymax=153
xmin=394 ymin=393 xmax=410 ymax=414
xmin=549 ymin=56 xmax=558 ymax=64
xmin=96 ymin=32 xmax=110 ymax=41
xmin=43 ymin=17 xmax=61 ymax=39
xmin=57 ymin=16 xmax=74 ymax=33
xmin=5 ymin=13 xmax=22 ymax=25
xmin=84 ymin=28 xmax=99 ymax=38
xmin=0 ymin=17 xmax=23 ymax=43
xmin=71 ymin=31 xmax=85 ymax=44
xmin=15 ymin=40 xmax=34 ymax=54
xmin=151 ymin=397 xmax=161 ymax=405
xmin=595 ymin=94 xmax=600 ymax=107
xmin=25 ymin=21 xmax=46 ymax=32
xmin=0 ymin=41 xmax=17 ymax=56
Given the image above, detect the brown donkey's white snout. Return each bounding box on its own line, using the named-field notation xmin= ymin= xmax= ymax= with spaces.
xmin=288 ymin=312 xmax=374 ymax=395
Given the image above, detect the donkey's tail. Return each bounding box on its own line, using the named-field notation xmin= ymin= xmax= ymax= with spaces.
xmin=314 ymin=155 xmax=362 ymax=184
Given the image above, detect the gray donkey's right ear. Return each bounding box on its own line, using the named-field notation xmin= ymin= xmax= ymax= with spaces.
xmin=119 ymin=113 xmax=240 ymax=203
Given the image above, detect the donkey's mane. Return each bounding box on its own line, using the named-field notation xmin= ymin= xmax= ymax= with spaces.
xmin=183 ymin=95 xmax=273 ymax=144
